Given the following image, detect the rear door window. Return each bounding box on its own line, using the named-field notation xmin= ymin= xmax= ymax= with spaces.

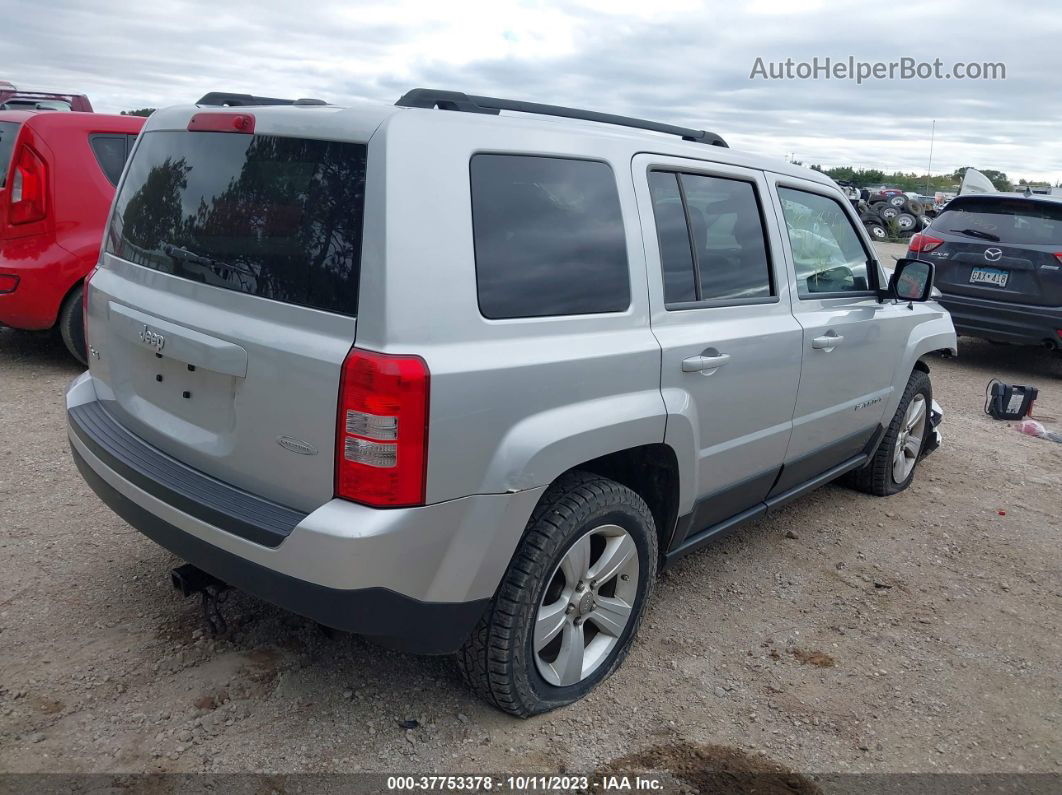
xmin=935 ymin=198 xmax=1062 ymax=245
xmin=0 ymin=121 xmax=19 ymax=188
xmin=647 ymin=171 xmax=697 ymax=303
xmin=681 ymin=174 xmax=773 ymax=301
xmin=90 ymin=134 xmax=128 ymax=186
xmin=470 ymin=154 xmax=630 ymax=319
xmin=648 ymin=169 xmax=773 ymax=306
xmin=107 ymin=130 xmax=367 ymax=316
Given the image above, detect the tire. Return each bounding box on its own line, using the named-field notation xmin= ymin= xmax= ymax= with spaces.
xmin=457 ymin=470 xmax=658 ymax=717
xmin=847 ymin=369 xmax=932 ymax=496
xmin=888 ymin=194 xmax=907 ymax=207
xmin=870 ymin=201 xmax=889 ymax=217
xmin=58 ymin=283 xmax=87 ymax=365
xmin=903 ymin=199 xmax=924 ymax=215
xmin=879 ymin=205 xmax=899 ymax=221
xmin=895 ymin=212 xmax=917 ymax=232
xmin=864 ymin=221 xmax=887 ymax=241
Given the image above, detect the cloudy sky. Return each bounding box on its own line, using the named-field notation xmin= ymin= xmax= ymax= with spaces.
xmin=7 ymin=0 xmax=1061 ymax=182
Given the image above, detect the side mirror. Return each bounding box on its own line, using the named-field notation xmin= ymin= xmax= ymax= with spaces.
xmin=887 ymin=258 xmax=935 ymax=302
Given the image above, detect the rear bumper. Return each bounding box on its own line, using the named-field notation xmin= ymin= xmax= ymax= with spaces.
xmin=0 ymin=238 xmax=80 ymax=330
xmin=66 ymin=372 xmax=545 ymax=653
xmin=938 ymin=292 xmax=1062 ymax=347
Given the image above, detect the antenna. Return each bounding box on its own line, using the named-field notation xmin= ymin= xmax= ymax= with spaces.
xmin=925 ymin=119 xmax=936 ymax=197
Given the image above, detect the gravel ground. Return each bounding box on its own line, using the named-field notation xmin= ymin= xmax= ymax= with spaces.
xmin=1 ymin=290 xmax=1060 ymax=781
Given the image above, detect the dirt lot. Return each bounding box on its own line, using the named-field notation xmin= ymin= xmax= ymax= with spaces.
xmin=1 ymin=303 xmax=1060 ymax=781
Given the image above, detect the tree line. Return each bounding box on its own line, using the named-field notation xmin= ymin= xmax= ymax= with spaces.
xmin=803 ymin=165 xmax=1052 ymax=193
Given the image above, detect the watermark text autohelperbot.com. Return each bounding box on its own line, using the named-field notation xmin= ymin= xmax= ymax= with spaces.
xmin=750 ymin=56 xmax=1005 ymax=83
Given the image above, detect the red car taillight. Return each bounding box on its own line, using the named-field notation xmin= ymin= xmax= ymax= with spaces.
xmin=8 ymin=145 xmax=47 ymax=225
xmin=335 ymin=348 xmax=429 ymax=508
xmin=1054 ymin=253 xmax=1062 ymax=265
xmin=908 ymin=233 xmax=944 ymax=253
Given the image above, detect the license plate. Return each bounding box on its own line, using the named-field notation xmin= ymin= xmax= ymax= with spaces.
xmin=970 ymin=267 xmax=1008 ymax=287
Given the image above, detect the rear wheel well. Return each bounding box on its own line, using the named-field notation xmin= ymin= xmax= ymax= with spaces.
xmin=56 ymin=277 xmax=85 ymax=325
xmin=564 ymin=444 xmax=679 ymax=557
xmin=57 ymin=279 xmax=87 ymax=364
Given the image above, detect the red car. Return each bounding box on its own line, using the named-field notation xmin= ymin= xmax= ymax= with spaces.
xmin=0 ymin=110 xmax=145 ymax=362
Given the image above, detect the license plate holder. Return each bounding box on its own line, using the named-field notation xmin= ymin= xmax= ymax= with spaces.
xmin=970 ymin=267 xmax=1008 ymax=287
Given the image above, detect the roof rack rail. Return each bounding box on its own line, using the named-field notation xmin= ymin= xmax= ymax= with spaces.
xmin=196 ymin=92 xmax=300 ymax=107
xmin=394 ymin=89 xmax=728 ymax=148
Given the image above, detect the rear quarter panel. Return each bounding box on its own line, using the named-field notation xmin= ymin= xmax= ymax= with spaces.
xmin=356 ymin=110 xmax=668 ymax=503
xmin=46 ymin=116 xmax=144 ymax=278
xmin=0 ymin=115 xmax=144 ymax=327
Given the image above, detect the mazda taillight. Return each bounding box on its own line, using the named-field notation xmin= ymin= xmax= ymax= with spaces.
xmin=9 ymin=145 xmax=47 ymax=225
xmin=908 ymin=233 xmax=944 ymax=253
xmin=1054 ymin=252 xmax=1062 ymax=265
xmin=335 ymin=348 xmax=429 ymax=507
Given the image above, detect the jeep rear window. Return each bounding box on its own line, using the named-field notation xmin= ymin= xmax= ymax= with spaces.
xmin=0 ymin=121 xmax=19 ymax=189
xmin=106 ymin=130 xmax=366 ymax=316
xmin=935 ymin=198 xmax=1062 ymax=246
xmin=470 ymin=154 xmax=630 ymax=319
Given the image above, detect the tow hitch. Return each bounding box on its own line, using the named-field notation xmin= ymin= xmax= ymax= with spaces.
xmin=171 ymin=563 xmax=231 ymax=635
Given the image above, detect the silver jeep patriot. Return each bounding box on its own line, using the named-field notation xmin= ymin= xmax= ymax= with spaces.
xmin=67 ymin=89 xmax=956 ymax=716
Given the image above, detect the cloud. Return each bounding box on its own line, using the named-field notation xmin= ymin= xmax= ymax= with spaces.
xmin=5 ymin=0 xmax=1060 ymax=180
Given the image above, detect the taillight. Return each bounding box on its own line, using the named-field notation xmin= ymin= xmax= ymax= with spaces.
xmin=1054 ymin=253 xmax=1062 ymax=265
xmin=908 ymin=233 xmax=944 ymax=253
xmin=8 ymin=145 xmax=47 ymax=225
xmin=335 ymin=348 xmax=429 ymax=508
xmin=0 ymin=274 xmax=19 ymax=293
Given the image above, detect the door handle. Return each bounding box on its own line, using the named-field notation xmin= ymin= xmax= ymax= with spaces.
xmin=681 ymin=353 xmax=731 ymax=372
xmin=811 ymin=334 xmax=845 ymax=350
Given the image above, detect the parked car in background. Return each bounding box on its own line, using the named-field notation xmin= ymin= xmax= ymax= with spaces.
xmin=0 ymin=80 xmax=93 ymax=112
xmin=909 ymin=193 xmax=1062 ymax=353
xmin=867 ymin=186 xmax=906 ymax=206
xmin=67 ymin=89 xmax=954 ymax=716
xmin=0 ymin=110 xmax=145 ymax=361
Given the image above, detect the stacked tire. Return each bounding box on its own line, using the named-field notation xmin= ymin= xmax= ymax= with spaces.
xmin=861 ymin=211 xmax=888 ymax=241
xmin=862 ymin=197 xmax=928 ymax=241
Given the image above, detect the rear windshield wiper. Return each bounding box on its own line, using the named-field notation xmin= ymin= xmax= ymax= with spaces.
xmin=161 ymin=243 xmax=256 ymax=277
xmin=949 ymin=228 xmax=1000 ymax=242
xmin=162 ymin=242 xmax=213 ymax=266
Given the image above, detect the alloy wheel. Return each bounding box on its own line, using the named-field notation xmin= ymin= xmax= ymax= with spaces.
xmin=893 ymin=394 xmax=927 ymax=483
xmin=534 ymin=524 xmax=640 ymax=687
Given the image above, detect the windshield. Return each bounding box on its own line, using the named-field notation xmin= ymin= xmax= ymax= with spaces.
xmin=936 ymin=198 xmax=1062 ymax=246
xmin=106 ymin=130 xmax=367 ymax=316
xmin=0 ymin=121 xmax=19 ymax=188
